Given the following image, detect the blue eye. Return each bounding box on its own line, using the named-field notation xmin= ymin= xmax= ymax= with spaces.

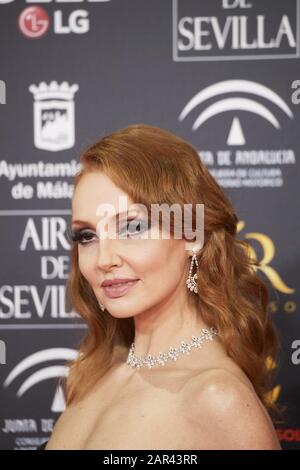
xmin=71 ymin=229 xmax=95 ymax=245
xmin=70 ymin=218 xmax=149 ymax=245
xmin=119 ymin=219 xmax=148 ymax=237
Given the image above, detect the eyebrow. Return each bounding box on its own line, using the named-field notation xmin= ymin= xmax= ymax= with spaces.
xmin=71 ymin=210 xmax=138 ymax=228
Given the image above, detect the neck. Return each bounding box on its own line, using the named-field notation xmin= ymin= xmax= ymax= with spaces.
xmin=131 ymin=288 xmax=208 ymax=359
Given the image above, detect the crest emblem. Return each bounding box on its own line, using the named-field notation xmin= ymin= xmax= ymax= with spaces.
xmin=29 ymin=81 xmax=79 ymax=151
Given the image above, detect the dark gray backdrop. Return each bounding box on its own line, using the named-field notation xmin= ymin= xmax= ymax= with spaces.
xmin=0 ymin=0 xmax=299 ymax=450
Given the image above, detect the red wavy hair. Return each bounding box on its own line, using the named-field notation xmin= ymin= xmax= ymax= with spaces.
xmin=64 ymin=124 xmax=279 ymax=418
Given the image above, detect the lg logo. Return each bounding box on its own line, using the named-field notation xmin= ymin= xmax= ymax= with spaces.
xmin=18 ymin=7 xmax=50 ymax=38
xmin=18 ymin=6 xmax=89 ymax=38
xmin=0 ymin=0 xmax=112 ymax=38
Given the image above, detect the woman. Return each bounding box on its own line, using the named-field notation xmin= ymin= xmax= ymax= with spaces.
xmin=42 ymin=124 xmax=281 ymax=450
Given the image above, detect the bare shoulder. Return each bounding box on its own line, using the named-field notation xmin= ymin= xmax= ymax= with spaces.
xmin=183 ymin=367 xmax=281 ymax=450
xmin=44 ymin=404 xmax=76 ymax=449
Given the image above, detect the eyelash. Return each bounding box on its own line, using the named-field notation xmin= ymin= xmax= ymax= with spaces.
xmin=70 ymin=219 xmax=148 ymax=245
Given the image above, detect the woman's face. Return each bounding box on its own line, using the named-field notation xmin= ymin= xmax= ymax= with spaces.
xmin=71 ymin=171 xmax=192 ymax=319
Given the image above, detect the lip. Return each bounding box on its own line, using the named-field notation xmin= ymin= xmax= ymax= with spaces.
xmin=101 ymin=278 xmax=139 ymax=287
xmin=103 ymin=279 xmax=139 ymax=299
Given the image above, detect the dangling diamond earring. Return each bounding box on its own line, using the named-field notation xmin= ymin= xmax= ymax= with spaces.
xmin=186 ymin=248 xmax=199 ymax=294
xmin=99 ymin=301 xmax=105 ymax=312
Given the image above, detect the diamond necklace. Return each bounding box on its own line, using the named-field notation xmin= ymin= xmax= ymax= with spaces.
xmin=126 ymin=327 xmax=218 ymax=369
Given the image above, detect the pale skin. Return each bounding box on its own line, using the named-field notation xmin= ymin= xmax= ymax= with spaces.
xmin=45 ymin=172 xmax=281 ymax=450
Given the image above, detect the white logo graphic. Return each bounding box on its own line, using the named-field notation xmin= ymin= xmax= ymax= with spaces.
xmin=179 ymin=79 xmax=294 ymax=145
xmin=18 ymin=6 xmax=50 ymax=39
xmin=173 ymin=0 xmax=299 ymax=61
xmin=29 ymin=81 xmax=79 ymax=152
xmin=4 ymin=348 xmax=78 ymax=412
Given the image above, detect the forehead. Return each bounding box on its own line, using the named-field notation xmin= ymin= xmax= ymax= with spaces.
xmin=72 ymin=172 xmax=133 ymax=220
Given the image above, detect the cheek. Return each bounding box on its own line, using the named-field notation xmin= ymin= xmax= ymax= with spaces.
xmin=132 ymin=240 xmax=168 ymax=273
xmin=135 ymin=241 xmax=180 ymax=283
xmin=78 ymin=248 xmax=97 ymax=283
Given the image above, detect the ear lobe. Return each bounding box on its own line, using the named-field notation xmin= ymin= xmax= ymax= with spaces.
xmin=186 ymin=243 xmax=201 ymax=257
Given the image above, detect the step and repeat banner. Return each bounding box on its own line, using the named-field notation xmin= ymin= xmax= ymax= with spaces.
xmin=0 ymin=0 xmax=299 ymax=450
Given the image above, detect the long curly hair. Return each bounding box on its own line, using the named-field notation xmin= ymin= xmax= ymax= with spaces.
xmin=64 ymin=124 xmax=279 ymax=418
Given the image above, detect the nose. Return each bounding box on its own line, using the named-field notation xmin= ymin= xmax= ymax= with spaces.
xmin=95 ymin=236 xmax=121 ymax=272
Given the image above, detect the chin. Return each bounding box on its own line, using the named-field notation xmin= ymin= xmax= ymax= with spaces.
xmin=107 ymin=306 xmax=138 ymax=319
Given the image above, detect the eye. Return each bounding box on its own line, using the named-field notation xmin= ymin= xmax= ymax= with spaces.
xmin=119 ymin=219 xmax=148 ymax=237
xmin=71 ymin=229 xmax=96 ymax=245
